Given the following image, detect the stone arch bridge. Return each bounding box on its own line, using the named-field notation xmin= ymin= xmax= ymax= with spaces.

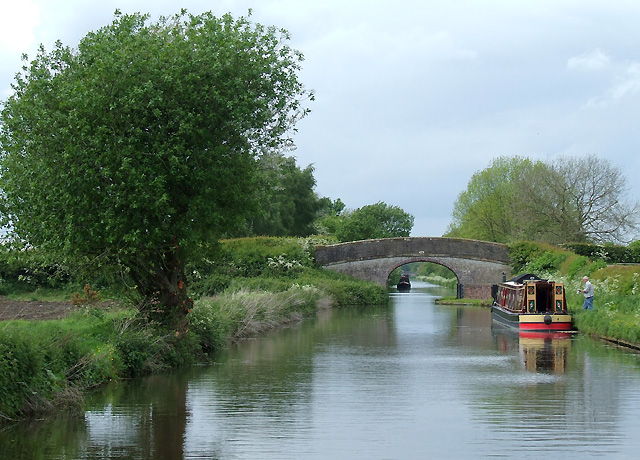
xmin=314 ymin=237 xmax=512 ymax=299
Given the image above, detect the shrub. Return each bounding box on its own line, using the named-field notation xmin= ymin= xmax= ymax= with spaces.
xmin=70 ymin=284 xmax=102 ymax=306
xmin=188 ymin=300 xmax=231 ymax=353
xmin=567 ymin=256 xmax=589 ymax=278
xmin=316 ymin=278 xmax=388 ymax=306
xmin=522 ymin=250 xmax=567 ymax=274
xmin=0 ymin=331 xmax=45 ymax=417
xmin=190 ymin=285 xmax=322 ymax=344
xmin=508 ymin=242 xmax=546 ymax=272
xmin=0 ymin=307 xmax=204 ymax=419
xmin=0 ymin=246 xmax=72 ymax=294
xmin=186 ymin=236 xmax=328 ymax=296
xmin=562 ymin=242 xmax=640 ymax=264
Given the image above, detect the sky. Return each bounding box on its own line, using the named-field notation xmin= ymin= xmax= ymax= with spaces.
xmin=2 ymin=0 xmax=640 ymax=237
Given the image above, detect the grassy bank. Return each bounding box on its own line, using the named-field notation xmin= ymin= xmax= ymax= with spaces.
xmin=508 ymin=242 xmax=640 ymax=347
xmin=1 ymin=306 xmax=189 ymax=420
xmin=0 ymin=237 xmax=388 ymax=421
xmin=436 ymin=297 xmax=490 ymax=307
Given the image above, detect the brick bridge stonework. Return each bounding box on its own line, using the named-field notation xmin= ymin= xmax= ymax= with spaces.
xmin=314 ymin=237 xmax=512 ymax=299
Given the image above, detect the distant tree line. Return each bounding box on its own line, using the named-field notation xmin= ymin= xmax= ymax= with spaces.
xmin=446 ymin=155 xmax=639 ymax=245
xmin=226 ymin=156 xmax=415 ymax=243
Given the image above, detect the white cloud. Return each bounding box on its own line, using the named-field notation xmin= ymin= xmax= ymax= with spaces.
xmin=417 ymin=31 xmax=479 ymax=62
xmin=585 ymin=61 xmax=640 ymax=107
xmin=567 ymin=48 xmax=611 ymax=71
xmin=0 ymin=1 xmax=41 ymax=98
xmin=610 ymin=62 xmax=640 ymax=101
xmin=0 ymin=1 xmax=40 ymax=53
xmin=3 ymin=1 xmax=640 ymax=238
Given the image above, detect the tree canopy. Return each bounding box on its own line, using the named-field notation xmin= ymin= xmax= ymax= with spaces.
xmin=335 ymin=202 xmax=414 ymax=242
xmin=447 ymin=155 xmax=638 ymax=244
xmin=447 ymin=156 xmax=535 ymax=242
xmin=240 ymin=152 xmax=321 ymax=237
xmin=0 ymin=10 xmax=312 ymax=326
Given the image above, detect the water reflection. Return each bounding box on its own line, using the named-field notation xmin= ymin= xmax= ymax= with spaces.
xmin=469 ymin=323 xmax=640 ymax=458
xmin=2 ymin=284 xmax=640 ymax=459
xmin=519 ymin=333 xmax=571 ymax=374
xmin=82 ymin=372 xmax=191 ymax=460
xmin=491 ymin=324 xmax=572 ymax=374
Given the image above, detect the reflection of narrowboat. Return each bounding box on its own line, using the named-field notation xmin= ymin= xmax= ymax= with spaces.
xmin=519 ymin=333 xmax=571 ymax=374
xmin=491 ymin=273 xmax=572 ymax=332
xmin=397 ymin=274 xmax=411 ymax=292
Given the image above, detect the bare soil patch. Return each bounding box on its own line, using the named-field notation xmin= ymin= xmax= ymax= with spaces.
xmin=0 ymin=297 xmax=74 ymax=321
xmin=0 ymin=297 xmax=117 ymax=322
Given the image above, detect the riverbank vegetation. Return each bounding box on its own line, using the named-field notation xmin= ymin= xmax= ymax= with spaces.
xmin=509 ymin=241 xmax=640 ymax=347
xmin=0 ymin=236 xmax=388 ymax=421
xmin=445 ymin=154 xmax=640 ymax=344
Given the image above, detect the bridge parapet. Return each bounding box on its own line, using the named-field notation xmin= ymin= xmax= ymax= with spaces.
xmin=314 ymin=237 xmax=512 ymax=300
xmin=315 ymin=237 xmax=510 ymax=265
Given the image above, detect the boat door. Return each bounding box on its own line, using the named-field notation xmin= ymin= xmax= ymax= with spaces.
xmin=554 ymin=283 xmax=565 ymax=312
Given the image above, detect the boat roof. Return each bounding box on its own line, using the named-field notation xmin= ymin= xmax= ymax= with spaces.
xmin=508 ymin=273 xmax=545 ymax=284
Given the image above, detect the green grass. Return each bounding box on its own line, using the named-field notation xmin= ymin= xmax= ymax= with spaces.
xmin=416 ymin=274 xmax=458 ymax=289
xmin=0 ymin=306 xmax=202 ymax=420
xmin=436 ymin=296 xmax=491 ymax=307
xmin=4 ymin=287 xmax=79 ymax=302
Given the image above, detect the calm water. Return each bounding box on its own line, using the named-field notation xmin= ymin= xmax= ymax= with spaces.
xmin=2 ymin=281 xmax=640 ymax=459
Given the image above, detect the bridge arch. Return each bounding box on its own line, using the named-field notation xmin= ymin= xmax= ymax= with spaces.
xmin=390 ymin=259 xmax=460 ymax=283
xmin=314 ymin=237 xmax=511 ymax=299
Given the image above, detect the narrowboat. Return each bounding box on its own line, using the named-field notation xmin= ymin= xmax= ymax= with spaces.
xmin=491 ymin=273 xmax=573 ymax=332
xmin=397 ymin=274 xmax=411 ymax=292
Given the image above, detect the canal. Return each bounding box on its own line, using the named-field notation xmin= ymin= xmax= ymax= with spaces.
xmin=2 ymin=281 xmax=640 ymax=459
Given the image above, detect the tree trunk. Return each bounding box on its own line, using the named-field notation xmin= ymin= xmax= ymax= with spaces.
xmin=136 ymin=240 xmax=193 ymax=336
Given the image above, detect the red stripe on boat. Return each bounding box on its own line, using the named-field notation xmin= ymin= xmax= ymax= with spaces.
xmin=519 ymin=322 xmax=572 ymax=331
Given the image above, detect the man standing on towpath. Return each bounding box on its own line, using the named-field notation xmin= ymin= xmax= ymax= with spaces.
xmin=578 ymin=276 xmax=594 ymax=310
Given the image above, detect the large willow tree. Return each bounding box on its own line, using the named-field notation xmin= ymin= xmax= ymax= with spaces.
xmin=0 ymin=10 xmax=312 ymax=328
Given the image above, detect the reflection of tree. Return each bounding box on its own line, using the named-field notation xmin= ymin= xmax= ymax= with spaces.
xmin=564 ymin=336 xmax=634 ymax=445
xmin=0 ymin=416 xmax=86 ymax=459
xmin=15 ymin=374 xmax=194 ymax=459
xmin=149 ymin=375 xmax=188 ymax=460
xmin=80 ymin=372 xmax=192 ymax=459
xmin=0 ymin=307 xmax=395 ymax=458
xmin=197 ymin=305 xmax=396 ymax=415
xmin=181 ymin=306 xmax=397 ymax=455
